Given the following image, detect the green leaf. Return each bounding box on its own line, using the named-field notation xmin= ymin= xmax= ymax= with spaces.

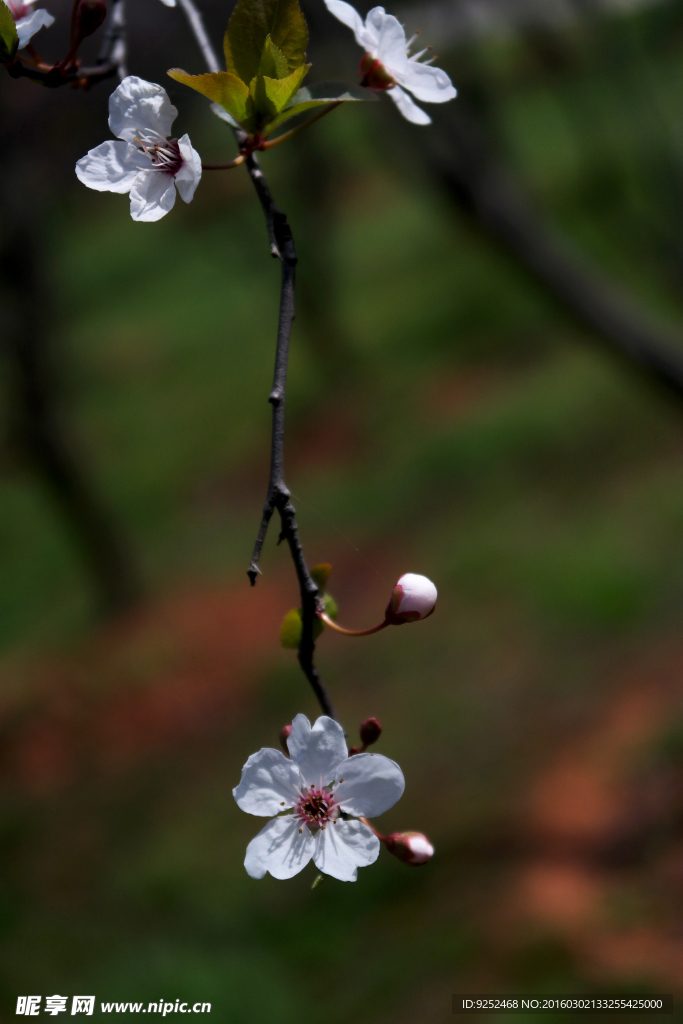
xmin=168 ymin=69 xmax=253 ymax=128
xmin=279 ymin=608 xmax=303 ymax=650
xmin=224 ymin=0 xmax=308 ymax=86
xmin=257 ymin=35 xmax=289 ymax=80
xmin=263 ymin=81 xmax=372 ymax=136
xmin=310 ymin=563 xmax=332 ymax=589
xmin=250 ymin=63 xmax=309 ymax=124
xmin=0 ymin=0 xmax=19 ymax=63
xmin=322 ymin=593 xmax=338 ymax=621
xmin=279 ymin=606 xmax=325 ymax=649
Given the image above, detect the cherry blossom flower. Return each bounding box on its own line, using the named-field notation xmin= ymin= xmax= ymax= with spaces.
xmin=233 ymin=714 xmax=405 ymax=881
xmin=75 ymin=76 xmax=202 ymax=223
xmin=322 ymin=2 xmax=456 ymax=125
xmin=7 ymin=0 xmax=55 ymax=50
xmin=386 ymin=573 xmax=437 ymax=623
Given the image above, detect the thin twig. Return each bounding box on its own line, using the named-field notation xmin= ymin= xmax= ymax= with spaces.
xmin=175 ymin=0 xmax=336 ymax=719
xmin=244 ymin=155 xmax=336 ymax=720
xmin=175 ymin=0 xmax=221 ymax=74
xmin=6 ymin=59 xmax=118 ymax=86
xmin=97 ymin=0 xmax=127 ymax=80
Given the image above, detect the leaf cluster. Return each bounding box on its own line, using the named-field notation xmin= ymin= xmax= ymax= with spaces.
xmin=168 ymin=0 xmax=367 ymax=139
xmin=169 ymin=0 xmax=310 ymax=135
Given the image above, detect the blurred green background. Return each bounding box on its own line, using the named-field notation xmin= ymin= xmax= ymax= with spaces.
xmin=3 ymin=0 xmax=683 ymax=1019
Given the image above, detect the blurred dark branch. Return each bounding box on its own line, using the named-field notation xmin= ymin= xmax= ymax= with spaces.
xmin=6 ymin=0 xmax=126 ymax=87
xmin=6 ymin=59 xmax=118 ymax=87
xmin=176 ymin=0 xmax=335 ymax=719
xmin=421 ymin=105 xmax=683 ymax=401
xmin=0 ymin=224 xmax=143 ymax=614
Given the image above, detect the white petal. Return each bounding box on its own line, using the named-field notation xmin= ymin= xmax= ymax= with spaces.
xmin=158 ymin=0 xmax=176 ymax=4
xmin=174 ymin=134 xmax=202 ymax=204
xmin=75 ymin=140 xmax=146 ymax=193
xmin=244 ymin=816 xmax=314 ymax=880
xmin=232 ymin=747 xmax=302 ymax=817
xmin=334 ymin=752 xmax=405 ymax=818
xmin=313 ymin=819 xmax=379 ymax=881
xmin=15 ymin=8 xmax=54 ymax=49
xmin=323 ymin=0 xmax=372 ymax=50
xmin=109 ymin=76 xmax=178 ymax=143
xmin=387 ymin=84 xmax=431 ymax=125
xmin=129 ymin=170 xmax=177 ymax=222
xmin=287 ymin=714 xmax=348 ymax=787
xmin=398 ymin=62 xmax=457 ymax=104
xmin=367 ymin=8 xmax=407 ymax=74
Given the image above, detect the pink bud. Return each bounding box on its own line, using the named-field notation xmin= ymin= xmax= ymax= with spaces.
xmin=279 ymin=724 xmax=292 ymax=754
xmin=347 ymin=745 xmax=361 ymax=756
xmin=385 ymin=831 xmax=434 ymax=866
xmin=359 ymin=716 xmax=382 ymax=747
xmin=386 ymin=573 xmax=437 ymax=625
xmin=71 ymin=0 xmax=107 ymax=46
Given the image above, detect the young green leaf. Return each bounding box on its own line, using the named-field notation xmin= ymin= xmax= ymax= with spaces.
xmin=310 ymin=563 xmax=333 ymax=589
xmin=263 ymin=81 xmax=372 ymax=137
xmin=224 ymin=0 xmax=308 ymax=86
xmin=279 ymin=606 xmax=325 ymax=649
xmin=168 ymin=69 xmax=253 ymax=128
xmin=250 ymin=63 xmax=309 ymax=123
xmin=0 ymin=0 xmax=19 ymax=63
xmin=257 ymin=34 xmax=289 ymax=81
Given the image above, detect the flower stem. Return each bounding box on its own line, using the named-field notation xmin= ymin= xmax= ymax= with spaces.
xmin=318 ymin=612 xmax=389 ymax=637
xmin=359 ymin=816 xmax=387 ymax=842
xmin=202 ymin=154 xmax=246 ymax=170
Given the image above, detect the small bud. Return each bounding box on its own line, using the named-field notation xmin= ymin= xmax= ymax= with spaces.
xmin=359 ymin=716 xmax=382 ymax=747
xmin=385 ymin=573 xmax=437 ymax=625
xmin=347 ymin=745 xmax=361 ymax=756
xmin=279 ymin=724 xmax=292 ymax=754
xmin=71 ymin=0 xmax=106 ymax=46
xmin=385 ymin=831 xmax=434 ymax=866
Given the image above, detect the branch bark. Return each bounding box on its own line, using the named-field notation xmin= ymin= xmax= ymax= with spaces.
xmin=175 ymin=0 xmax=336 ymax=720
xmin=419 ymin=104 xmax=683 ymax=402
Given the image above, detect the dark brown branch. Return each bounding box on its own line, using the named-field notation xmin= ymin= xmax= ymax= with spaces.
xmin=244 ymin=155 xmax=336 ymax=721
xmin=420 ymin=105 xmax=683 ymax=402
xmin=172 ymin=0 xmax=336 ymax=719
xmin=6 ymin=58 xmax=118 ymax=87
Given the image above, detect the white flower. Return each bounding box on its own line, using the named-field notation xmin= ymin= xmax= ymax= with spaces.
xmin=158 ymin=0 xmax=176 ymax=5
xmin=387 ymin=573 xmax=437 ymax=623
xmin=75 ymin=76 xmax=202 ymax=223
xmin=233 ymin=714 xmax=405 ymax=882
xmin=323 ymin=2 xmax=456 ymax=125
xmin=8 ymin=0 xmax=55 ymax=49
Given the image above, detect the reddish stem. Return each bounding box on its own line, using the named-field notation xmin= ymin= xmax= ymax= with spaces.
xmin=318 ymin=612 xmax=389 ymax=637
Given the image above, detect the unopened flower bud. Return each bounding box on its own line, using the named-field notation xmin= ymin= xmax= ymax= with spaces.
xmin=359 ymin=716 xmax=382 ymax=747
xmin=279 ymin=724 xmax=292 ymax=754
xmin=385 ymin=573 xmax=437 ymax=625
xmin=71 ymin=0 xmax=106 ymax=46
xmin=385 ymin=831 xmax=434 ymax=866
xmin=347 ymin=745 xmax=360 ymax=756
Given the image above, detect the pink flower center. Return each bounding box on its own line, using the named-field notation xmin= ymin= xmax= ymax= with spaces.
xmin=135 ymin=137 xmax=184 ymax=177
xmin=295 ymin=785 xmax=339 ymax=830
xmin=359 ymin=53 xmax=396 ymax=92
